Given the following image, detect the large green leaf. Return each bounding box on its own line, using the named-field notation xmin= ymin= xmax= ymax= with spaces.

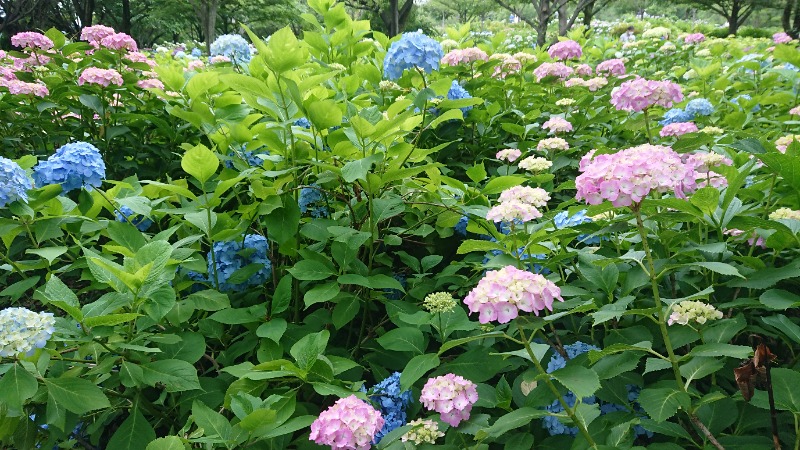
xmin=44 ymin=378 xmax=110 ymax=415
xmin=145 ymin=437 xmax=185 ymax=450
xmin=400 ymin=354 xmax=440 ymax=390
xmin=483 ymin=408 xmax=548 ymax=438
xmin=192 ymin=400 xmax=232 ymax=440
xmin=762 ymin=315 xmax=800 ymax=345
xmin=140 ymin=360 xmax=201 ymax=392
xmin=550 ymin=365 xmax=601 ymax=399
xmin=107 ymin=408 xmax=156 ymax=450
xmin=376 ymin=327 xmax=425 ymax=355
xmin=638 ymin=388 xmax=690 ymax=422
xmin=181 ymin=144 xmax=218 ymax=184
xmin=0 ymin=364 xmax=37 ymax=413
xmin=290 ymin=331 xmax=330 ymax=371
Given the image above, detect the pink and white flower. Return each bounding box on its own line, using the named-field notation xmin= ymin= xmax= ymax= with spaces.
xmin=463 ymin=265 xmax=563 ymax=323
xmin=420 ymin=374 xmax=479 ymax=426
xmin=309 ymin=395 xmax=384 ymax=450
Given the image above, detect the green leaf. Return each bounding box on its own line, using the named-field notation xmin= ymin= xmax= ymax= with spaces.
xmin=376 ymin=327 xmax=425 ymax=355
xmin=307 ymin=99 xmax=342 ymax=129
xmin=145 ymin=437 xmax=185 ymax=450
xmin=262 ymin=195 xmax=301 ymax=246
xmin=44 ymin=378 xmax=110 ymax=414
xmin=192 ymin=400 xmax=232 ymax=440
xmin=456 ymin=239 xmax=503 ymax=255
xmin=0 ymin=276 xmax=40 ymax=299
xmin=271 ymin=275 xmax=292 ymax=315
xmin=638 ymin=388 xmax=690 ymax=422
xmin=181 ymin=144 xmax=218 ymax=184
xmin=107 ymin=408 xmax=156 ymax=450
xmin=484 ymin=408 xmax=548 ymax=438
xmin=107 ymin=220 xmax=147 ymax=251
xmin=762 ymin=315 xmax=800 ymax=345
xmin=332 ymin=296 xmax=360 ymax=329
xmin=679 ymin=357 xmax=724 ymax=385
xmin=481 ymin=176 xmax=527 ymax=195
xmin=687 ymin=262 xmax=744 ymax=278
xmin=26 ymin=246 xmax=67 ymax=264
xmin=688 ymin=343 xmax=752 ymax=359
xmin=140 ymin=360 xmax=201 ymax=392
xmin=262 ymin=27 xmax=308 ymax=73
xmin=288 ymin=260 xmax=336 ymax=281
xmin=290 ymin=330 xmax=330 ymax=371
xmin=256 ymin=318 xmax=287 ymax=342
xmin=550 ymin=365 xmax=600 ymax=399
xmin=760 ymin=289 xmax=800 ymax=310
xmin=689 ymin=187 xmax=719 ymax=215
xmin=400 ymin=354 xmax=440 ymax=390
xmin=38 ymin=275 xmax=83 ymax=321
xmin=84 ymin=313 xmax=141 ymax=328
xmin=769 ymin=368 xmax=800 ymax=412
xmin=341 ymin=154 xmax=383 ymax=183
xmin=466 ymin=162 xmax=487 ymax=182
xmin=0 ymin=364 xmax=37 ymax=412
xmin=185 ymin=290 xmax=230 ymax=311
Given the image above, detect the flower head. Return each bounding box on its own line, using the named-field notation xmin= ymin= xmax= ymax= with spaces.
xmin=225 ymin=147 xmax=267 ymax=168
xmin=441 ymin=47 xmax=488 ymax=66
xmin=685 ymin=98 xmax=714 ymax=116
xmin=32 ymin=142 xmax=105 ymax=193
xmin=137 ymin=78 xmax=164 ymax=89
xmin=210 ymin=34 xmax=252 ymax=63
xmin=401 ymin=419 xmax=444 ymax=445
xmin=770 ymin=208 xmax=800 ymax=220
xmin=309 ymin=395 xmax=384 ymax=450
xmin=667 ymin=301 xmax=723 ymax=325
xmin=420 ymin=374 xmax=478 ymax=426
xmin=0 ymin=157 xmax=32 ymax=207
xmin=724 ymin=228 xmax=766 ymax=248
xmin=610 ymin=78 xmax=683 ymax=112
xmin=0 ymin=79 xmax=48 ymax=97
xmin=553 ymin=210 xmax=601 ymax=244
xmin=383 ymin=31 xmax=443 ymax=80
xmin=423 ymin=292 xmax=457 ymax=314
xmin=364 ymin=372 xmax=413 ymax=443
xmin=11 ymin=32 xmax=53 ymax=51
xmin=556 ymin=98 xmax=576 ymax=106
xmin=463 ymin=265 xmax=563 ymax=323
xmin=684 ymin=33 xmax=705 ymax=44
xmin=533 ymin=62 xmax=574 ymax=81
xmin=99 ymin=33 xmax=138 ymax=52
xmin=206 ymin=235 xmax=272 ymax=292
xmin=537 ymin=137 xmax=569 ymax=151
xmin=299 ymin=185 xmax=329 ymax=218
xmin=659 ymin=108 xmax=694 ymax=125
xmin=660 ymin=122 xmax=698 ymax=137
xmin=775 ymin=135 xmax=800 ymax=153
xmin=774 ymin=32 xmax=793 ymax=44
xmin=596 ymin=58 xmax=626 ymax=76
xmin=496 ymin=148 xmax=521 ymax=162
xmin=209 ymin=55 xmax=231 ymax=64
xmin=0 ymin=307 xmax=56 ymax=357
xmin=542 ymin=117 xmax=573 ymax=134
xmin=78 ymin=68 xmax=123 ymax=87
xmin=548 ymin=40 xmax=582 ymax=60
xmin=447 ymin=80 xmax=473 ymax=115
xmin=81 ymin=25 xmax=116 ymax=45
xmin=518 ymin=156 xmax=552 ymax=173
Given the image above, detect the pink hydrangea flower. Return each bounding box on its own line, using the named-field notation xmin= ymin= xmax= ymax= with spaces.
xmin=684 ymin=33 xmax=706 ymax=44
xmin=660 ymin=122 xmax=698 ymax=137
xmin=309 ymin=395 xmax=384 ymax=450
xmin=78 ymin=68 xmax=124 ymax=87
xmin=775 ymin=135 xmax=800 ymax=152
xmin=584 ymin=77 xmax=608 ymax=91
xmin=99 ymin=33 xmax=138 ymax=52
xmin=81 ymin=25 xmax=116 ymax=45
xmin=496 ymin=148 xmax=522 ymax=161
xmin=610 ymin=77 xmax=683 ymax=112
xmin=0 ymin=67 xmax=17 ymax=81
xmin=441 ymin=47 xmax=488 ymax=66
xmin=11 ymin=32 xmax=54 ymax=51
xmin=124 ymin=52 xmax=156 ymax=67
xmin=574 ymin=64 xmax=593 ymax=76
xmin=790 ymin=106 xmax=800 ymax=116
xmin=724 ymin=228 xmax=766 ymax=248
xmin=0 ymin=50 xmax=6 ymax=59
xmin=491 ymin=54 xmax=521 ymax=79
xmin=542 ymin=117 xmax=573 ymax=134
xmin=684 ymin=151 xmax=732 ymax=188
xmin=186 ymin=59 xmax=205 ymax=71
xmin=537 ymin=137 xmax=569 ymax=151
xmin=548 ymin=40 xmax=582 ymax=60
xmin=12 ymin=55 xmax=50 ymax=71
xmin=498 ymin=186 xmax=550 ymax=206
xmin=486 ymin=200 xmax=543 ymax=223
xmin=576 ymin=144 xmax=697 ymax=207
xmin=210 ymin=55 xmax=231 ymax=64
xmin=0 ymin=78 xmax=48 ymax=97
xmin=533 ymin=62 xmax=573 ymax=81
xmin=463 ymin=265 xmax=563 ymax=323
xmin=420 ymin=374 xmax=478 ymax=426
xmin=774 ymin=32 xmax=793 ymax=44
xmin=137 ymin=78 xmax=164 ymax=89
xmin=596 ymin=58 xmax=626 ymax=76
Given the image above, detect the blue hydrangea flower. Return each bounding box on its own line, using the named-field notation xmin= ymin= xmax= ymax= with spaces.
xmin=299 ymin=185 xmax=329 ymax=218
xmin=191 ymin=47 xmax=202 ymax=58
xmin=543 ymin=392 xmax=598 ymax=436
xmin=599 ymin=385 xmax=653 ymax=438
xmin=447 ymin=80 xmax=473 ymax=115
xmin=732 ymin=94 xmax=761 ymax=112
xmin=685 ymin=98 xmax=714 ymax=116
xmin=659 ymin=108 xmax=694 ymax=126
xmin=294 ymin=117 xmax=312 ymax=129
xmin=0 ymin=156 xmax=32 ymax=207
xmin=174 ymin=51 xmax=187 ymax=59
xmin=225 ymin=147 xmax=268 ymax=169
xmin=383 ymin=273 xmax=406 ymax=300
xmin=554 ymin=210 xmax=601 ymax=245
xmin=210 ymin=34 xmax=251 ymax=63
xmin=116 ymin=205 xmax=153 ymax=232
xmin=383 ymin=31 xmax=443 ymax=80
xmin=483 ymin=242 xmax=549 ymax=274
xmin=546 ymin=341 xmax=600 ymax=373
xmin=0 ymin=307 xmax=56 ymax=357
xmin=32 ymin=141 xmax=106 ymax=193
xmin=207 ymin=234 xmax=271 ymax=292
xmin=782 ymin=62 xmax=800 ymax=72
xmin=362 ymin=372 xmax=414 ymax=443
xmin=454 ymin=215 xmax=469 ymax=236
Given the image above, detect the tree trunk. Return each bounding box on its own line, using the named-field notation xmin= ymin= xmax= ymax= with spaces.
xmin=536 ymin=0 xmax=550 ymax=47
xmin=583 ymin=0 xmax=595 ymax=28
xmin=794 ymin=0 xmax=800 ymax=37
xmin=728 ymin=0 xmax=740 ymax=35
xmin=558 ymin=0 xmax=568 ymax=35
xmin=121 ymin=0 xmax=131 ymax=34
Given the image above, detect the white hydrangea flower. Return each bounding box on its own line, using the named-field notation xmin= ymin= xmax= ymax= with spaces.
xmin=0 ymin=307 xmax=56 ymax=357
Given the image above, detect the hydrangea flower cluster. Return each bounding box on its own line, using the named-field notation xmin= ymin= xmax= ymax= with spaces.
xmin=533 ymin=62 xmax=574 ymax=81
xmin=32 ymin=142 xmax=106 ymax=193
xmin=667 ymin=300 xmax=723 ymax=326
xmin=556 ymin=98 xmax=576 ymax=106
xmin=775 ymin=135 xmax=800 ymax=153
xmin=100 ymin=32 xmax=138 ymax=51
xmin=774 ymin=32 xmax=793 ymax=44
xmin=790 ymin=105 xmax=800 ymax=116
xmin=659 ymin=108 xmax=694 ymax=126
xmin=513 ymin=52 xmax=537 ymax=63
xmin=0 ymin=78 xmax=48 ymax=97
xmin=116 ymin=205 xmax=153 ymax=231
xmin=0 ymin=307 xmax=56 ymax=357
xmin=81 ymin=25 xmax=115 ymax=45
xmin=463 ymin=265 xmax=563 ymax=323
xmin=210 ymin=34 xmax=252 ymax=63
xmin=420 ymin=373 xmax=478 ymax=426
xmin=770 ymin=208 xmax=800 ymax=220
xmin=543 ymin=342 xmax=599 ymax=436
xmin=78 ymin=68 xmax=124 ymax=87
xmin=225 ymin=147 xmax=267 ymax=168
xmin=363 ymin=372 xmax=413 ymax=443
xmin=378 ymin=80 xmax=401 ymax=91
xmin=0 ymin=157 xmax=32 ymax=207
xmin=642 ymin=27 xmax=670 ymax=39
xmin=137 ymin=78 xmax=164 ymax=89
xmin=447 ymin=80 xmax=473 ymax=115
xmin=423 ymin=292 xmax=457 ymax=314
xmin=548 ymin=40 xmax=582 ymax=60
xmin=610 ymin=78 xmax=683 ymax=112
xmin=401 ymin=419 xmax=444 ymax=445
xmin=565 ymin=77 xmax=608 ymax=91
xmin=486 ymin=186 xmax=550 ymax=224
xmin=496 ymin=148 xmax=521 ymax=162
xmin=299 ymin=185 xmax=329 ymax=218
xmin=598 ymin=385 xmax=653 ymax=438
xmin=294 ymin=117 xmax=312 ymax=129
xmin=383 ymin=31 xmax=443 ymax=80
xmin=576 ymin=64 xmax=593 ymax=77
xmin=660 ymin=122 xmax=698 ymax=137
xmin=596 ymin=58 xmax=626 ymax=76
xmin=518 ymin=156 xmax=552 ymax=172
xmin=731 ymin=94 xmax=760 ymax=112
xmin=209 ymin=55 xmax=231 ymax=64
xmin=309 ymin=395 xmax=384 ymax=450
xmin=685 ymin=98 xmax=714 ymax=116
xmin=553 ymin=210 xmax=601 ymax=244
xmin=206 ymin=234 xmax=272 ymax=292
xmin=490 ymin=54 xmax=521 ymax=79
xmin=441 ymin=47 xmax=488 ymax=66
xmin=11 ymin=32 xmax=54 ymax=50
xmin=684 ymin=33 xmax=705 ymax=44
xmin=537 ymin=137 xmax=570 ymax=151
xmin=454 ymin=215 xmax=468 ymax=236
xmin=700 ymin=126 xmax=724 ymax=135
xmin=685 ymin=151 xmax=732 ymax=188
xmin=542 ymin=117 xmax=573 ymax=134
xmin=576 ymin=144 xmax=697 ymax=207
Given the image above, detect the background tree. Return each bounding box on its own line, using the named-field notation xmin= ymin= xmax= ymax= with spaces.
xmin=783 ymin=0 xmax=800 ymax=38
xmin=344 ymin=0 xmax=414 ymax=36
xmin=674 ymin=0 xmax=774 ymax=34
xmin=424 ymin=0 xmax=499 ymax=25
xmin=492 ymin=0 xmax=614 ymax=46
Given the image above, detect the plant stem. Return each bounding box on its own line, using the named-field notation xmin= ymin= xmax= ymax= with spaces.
xmin=517 ymin=323 xmax=599 ymax=450
xmin=643 ymin=109 xmax=653 ymax=144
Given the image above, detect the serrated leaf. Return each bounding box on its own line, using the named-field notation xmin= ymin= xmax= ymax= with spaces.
xmin=400 ymin=354 xmax=440 ymax=390
xmin=107 ymin=408 xmax=156 ymax=450
xmin=550 ymin=365 xmax=600 ymax=399
xmin=44 ymin=378 xmax=110 ymax=414
xmin=638 ymin=388 xmax=690 ymax=422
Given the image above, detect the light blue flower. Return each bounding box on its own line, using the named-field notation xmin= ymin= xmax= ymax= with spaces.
xmin=299 ymin=185 xmax=329 ymax=218
xmin=32 ymin=141 xmax=106 ymax=193
xmin=0 ymin=307 xmax=56 ymax=357
xmin=383 ymin=31 xmax=443 ymax=80
xmin=447 ymin=80 xmax=473 ymax=115
xmin=174 ymin=51 xmax=187 ymax=59
xmin=207 ymin=234 xmax=271 ymax=292
xmin=546 ymin=341 xmax=599 ymax=373
xmin=0 ymin=156 xmax=31 ymax=207
xmin=685 ymin=98 xmax=714 ymax=116
xmin=116 ymin=205 xmax=153 ymax=231
xmin=294 ymin=117 xmax=312 ymax=129
xmin=553 ymin=210 xmax=601 ymax=245
xmin=363 ymin=372 xmax=414 ymax=443
xmin=731 ymin=94 xmax=761 ymax=112
xmin=543 ymin=392 xmax=598 ymax=436
xmin=210 ymin=34 xmax=251 ymax=63
xmin=659 ymin=108 xmax=694 ymax=126
xmin=191 ymin=47 xmax=202 ymax=58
